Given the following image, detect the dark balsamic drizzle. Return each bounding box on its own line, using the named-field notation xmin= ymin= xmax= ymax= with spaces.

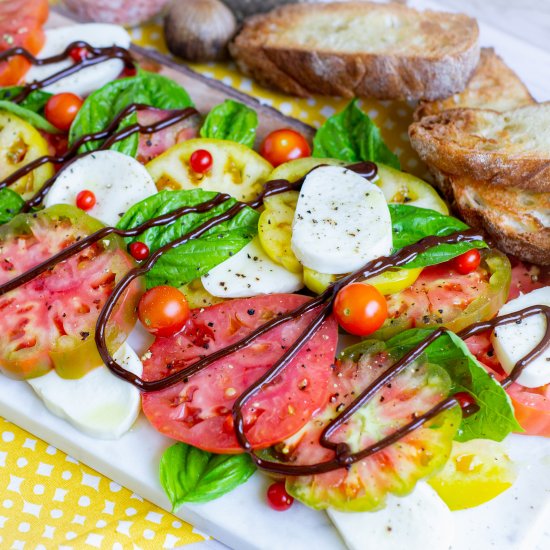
xmin=0 ymin=41 xmax=135 ymax=104
xmin=0 ymin=56 xmax=547 ymax=474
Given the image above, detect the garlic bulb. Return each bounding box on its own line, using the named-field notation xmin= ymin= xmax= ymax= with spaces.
xmin=164 ymin=0 xmax=238 ymax=62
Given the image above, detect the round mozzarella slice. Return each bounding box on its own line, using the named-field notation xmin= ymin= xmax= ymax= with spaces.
xmin=44 ymin=150 xmax=157 ymax=226
xmin=492 ymin=287 xmax=550 ymax=388
xmin=291 ymin=166 xmax=393 ymax=275
xmin=28 ymin=343 xmax=142 ymax=439
xmin=26 ymin=24 xmax=131 ymax=97
xmin=327 ymin=483 xmax=453 ymax=550
xmin=201 ymin=236 xmax=304 ymax=298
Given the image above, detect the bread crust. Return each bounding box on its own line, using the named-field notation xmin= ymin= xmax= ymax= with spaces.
xmin=409 ymin=106 xmax=550 ymax=192
xmin=230 ymin=2 xmax=480 ymax=101
xmin=414 ymin=48 xmax=534 ymax=120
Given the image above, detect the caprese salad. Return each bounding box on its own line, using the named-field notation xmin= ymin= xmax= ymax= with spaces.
xmin=0 ymin=7 xmax=549 ymax=550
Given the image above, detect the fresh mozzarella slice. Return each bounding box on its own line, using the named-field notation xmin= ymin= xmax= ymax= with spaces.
xmin=291 ymin=166 xmax=393 ymax=275
xmin=44 ymin=150 xmax=157 ymax=226
xmin=201 ymin=236 xmax=304 ymax=298
xmin=327 ymin=483 xmax=454 ymax=550
xmin=26 ymin=24 xmax=131 ymax=96
xmin=491 ymin=287 xmax=550 ymax=388
xmin=28 ymin=343 xmax=142 ymax=439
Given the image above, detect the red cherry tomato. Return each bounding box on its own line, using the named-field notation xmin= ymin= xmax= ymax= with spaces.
xmin=44 ymin=92 xmax=84 ymax=131
xmin=69 ymin=46 xmax=88 ymax=63
xmin=189 ymin=149 xmax=213 ymax=173
xmin=260 ymin=128 xmax=311 ymax=167
xmin=128 ymin=242 xmax=150 ymax=261
xmin=452 ymin=249 xmax=481 ymax=275
xmin=75 ymin=189 xmax=96 ymax=211
xmin=334 ymin=283 xmax=388 ymax=336
xmin=267 ymin=481 xmax=294 ymax=511
xmin=138 ymin=285 xmax=190 ymax=338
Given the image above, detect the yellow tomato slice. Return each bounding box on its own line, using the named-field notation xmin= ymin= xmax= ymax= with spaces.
xmin=146 ymin=138 xmax=273 ymax=202
xmin=258 ymin=190 xmax=302 ymax=273
xmin=428 ymin=439 xmax=516 ymax=510
xmin=179 ymin=278 xmax=225 ymax=309
xmin=364 ymin=267 xmax=422 ymax=295
xmin=0 ymin=109 xmax=54 ymax=198
xmin=268 ymin=156 xmax=345 ymax=182
xmin=303 ymin=267 xmax=338 ymax=295
xmin=375 ymin=164 xmax=449 ymax=215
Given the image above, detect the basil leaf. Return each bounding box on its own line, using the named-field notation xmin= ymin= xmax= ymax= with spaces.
xmin=313 ymin=99 xmax=400 ymax=169
xmin=116 ymin=189 xmax=259 ymax=288
xmin=0 ymin=100 xmax=61 ymax=134
xmin=200 ymin=100 xmax=258 ymax=147
xmin=69 ymin=71 xmax=194 ymax=157
xmin=342 ymin=328 xmax=521 ymax=442
xmin=160 ymin=442 xmax=256 ymax=507
xmin=389 ymin=203 xmax=487 ymax=268
xmin=0 ymin=88 xmax=52 ymax=113
xmin=0 ymin=188 xmax=24 ymax=224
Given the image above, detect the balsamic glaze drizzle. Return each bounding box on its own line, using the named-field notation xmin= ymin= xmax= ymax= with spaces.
xmin=1 ymin=40 xmax=548 ymax=476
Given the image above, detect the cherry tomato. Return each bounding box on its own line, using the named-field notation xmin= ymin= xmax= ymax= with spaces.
xmin=267 ymin=482 xmax=294 ymax=511
xmin=128 ymin=242 xmax=149 ymax=261
xmin=75 ymin=189 xmax=96 ymax=211
xmin=138 ymin=285 xmax=190 ymax=338
xmin=260 ymin=129 xmax=311 ymax=167
xmin=452 ymin=249 xmax=481 ymax=275
xmin=69 ymin=46 xmax=88 ymax=63
xmin=189 ymin=149 xmax=213 ymax=173
xmin=44 ymin=92 xmax=84 ymax=132
xmin=333 ymin=283 xmax=388 ymax=336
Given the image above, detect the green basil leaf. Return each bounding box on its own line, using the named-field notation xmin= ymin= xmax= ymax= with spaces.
xmin=313 ymin=99 xmax=400 ymax=169
xmin=0 ymin=100 xmax=61 ymax=134
xmin=0 ymin=188 xmax=24 ymax=224
xmin=389 ymin=203 xmax=487 ymax=268
xmin=0 ymin=87 xmax=52 ymax=113
xmin=160 ymin=442 xmax=256 ymax=507
xmin=69 ymin=71 xmax=194 ymax=157
xmin=116 ymin=189 xmax=259 ymax=288
xmin=341 ymin=328 xmax=521 ymax=442
xmin=200 ymin=100 xmax=258 ymax=147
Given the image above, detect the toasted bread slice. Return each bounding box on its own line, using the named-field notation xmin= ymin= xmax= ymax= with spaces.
xmin=449 ymin=176 xmax=550 ymax=265
xmin=409 ymin=104 xmax=550 ymax=192
xmin=415 ymin=48 xmax=534 ymax=120
xmin=230 ymin=2 xmax=480 ymax=101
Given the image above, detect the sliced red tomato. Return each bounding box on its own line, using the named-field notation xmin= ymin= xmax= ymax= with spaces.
xmin=276 ymin=345 xmax=460 ymax=511
xmin=378 ymin=249 xmax=511 ymax=338
xmin=136 ymin=108 xmax=200 ymax=163
xmin=141 ymin=294 xmax=338 ymax=453
xmin=508 ymin=260 xmax=547 ymax=300
xmin=0 ymin=0 xmax=49 ymax=86
xmin=0 ymin=205 xmax=141 ymax=380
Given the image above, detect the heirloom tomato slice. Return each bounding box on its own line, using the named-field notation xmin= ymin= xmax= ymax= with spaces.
xmin=0 ymin=205 xmax=141 ymax=380
xmin=378 ymin=249 xmax=511 ymax=339
xmin=0 ymin=0 xmax=48 ymax=86
xmin=142 ymin=294 xmax=338 ymax=453
xmin=272 ymin=343 xmax=460 ymax=512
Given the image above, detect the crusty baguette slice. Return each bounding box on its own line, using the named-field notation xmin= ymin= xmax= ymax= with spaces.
xmin=415 ymin=48 xmax=534 ymax=120
xmin=230 ymin=2 xmax=480 ymax=101
xmin=409 ymin=104 xmax=550 ymax=192
xmin=449 ymin=176 xmax=550 ymax=265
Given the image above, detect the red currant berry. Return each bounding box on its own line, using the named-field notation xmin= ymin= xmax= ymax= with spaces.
xmin=69 ymin=46 xmax=88 ymax=63
xmin=128 ymin=242 xmax=150 ymax=261
xmin=189 ymin=149 xmax=213 ymax=174
xmin=453 ymin=249 xmax=481 ymax=275
xmin=121 ymin=65 xmax=138 ymax=78
xmin=455 ymin=391 xmax=476 ymax=411
xmin=75 ymin=190 xmax=96 ymax=211
xmin=267 ymin=481 xmax=294 ymax=512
